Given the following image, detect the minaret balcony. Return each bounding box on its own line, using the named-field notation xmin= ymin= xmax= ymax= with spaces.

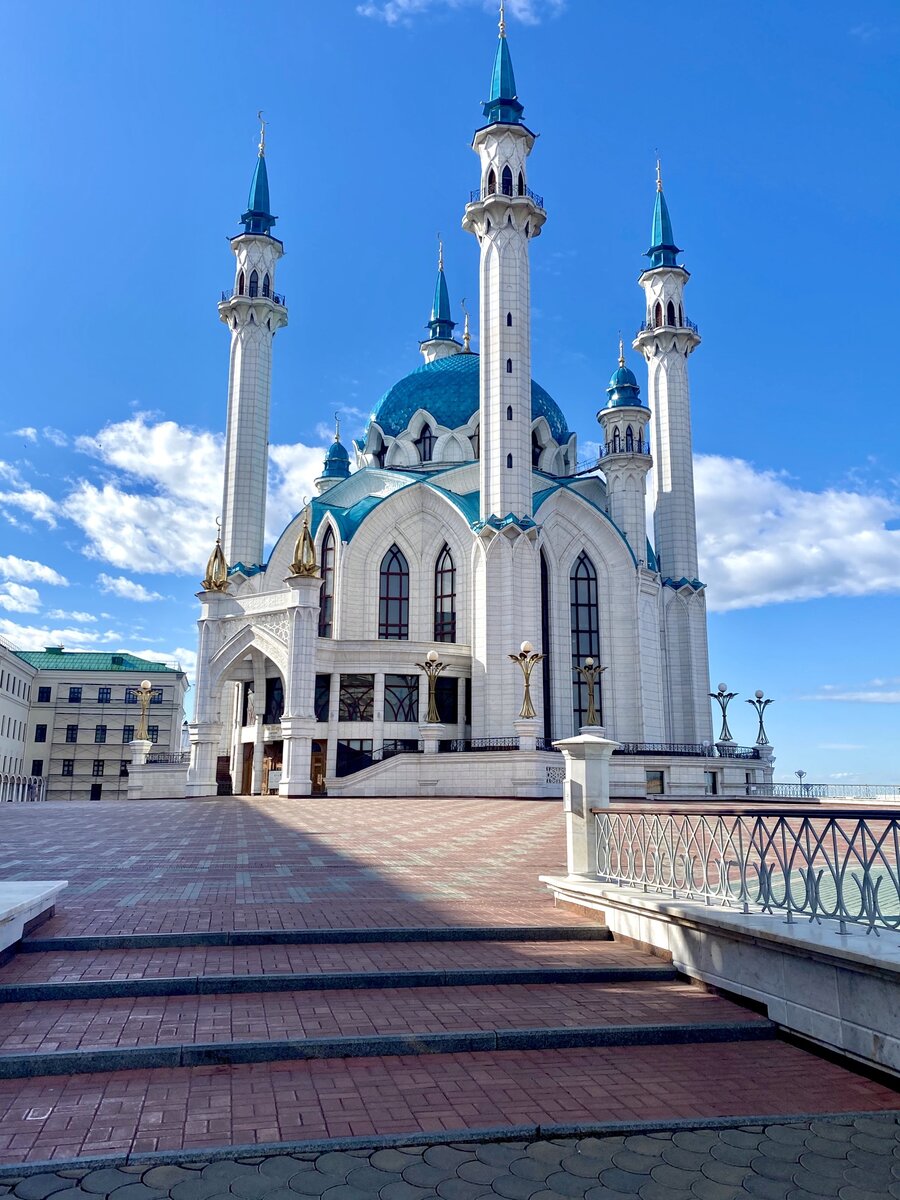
xmin=600 ymin=440 xmax=651 ymax=459
xmin=221 ymin=287 xmax=286 ymax=308
xmin=468 ymin=184 xmax=545 ymax=208
xmin=636 ymin=316 xmax=699 ymax=336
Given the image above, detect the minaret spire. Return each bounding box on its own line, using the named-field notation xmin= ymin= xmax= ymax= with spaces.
xmin=647 ymin=160 xmax=680 ymax=270
xmin=420 ymin=240 xmax=459 ymax=361
xmin=484 ymin=3 xmax=523 ymax=125
xmin=242 ymin=115 xmax=276 ymax=236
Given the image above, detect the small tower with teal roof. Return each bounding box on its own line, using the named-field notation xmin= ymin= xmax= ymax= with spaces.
xmin=315 ymin=418 xmax=352 ymax=494
xmin=597 ymin=341 xmax=653 ymax=564
xmin=420 ymin=241 xmax=461 ymax=364
xmin=217 ymin=115 xmax=288 ymax=573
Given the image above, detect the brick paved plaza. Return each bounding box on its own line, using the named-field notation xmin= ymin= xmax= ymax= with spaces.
xmin=0 ymin=796 xmax=896 ymax=1197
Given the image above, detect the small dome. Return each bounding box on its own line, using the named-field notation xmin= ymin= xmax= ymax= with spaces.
xmin=369 ymin=352 xmax=570 ymax=444
xmin=321 ymin=436 xmax=351 ymax=479
xmin=605 ymin=358 xmax=642 ymax=408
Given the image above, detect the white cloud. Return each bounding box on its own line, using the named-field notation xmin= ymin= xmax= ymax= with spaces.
xmin=0 ymin=618 xmax=123 ymax=650
xmin=0 ymin=556 xmax=68 ymax=587
xmin=0 ymin=583 xmax=41 ymax=613
xmin=133 ymin=646 xmax=197 ymax=688
xmin=12 ymin=428 xmax=37 ymax=442
xmin=357 ymin=0 xmax=564 ymax=26
xmin=42 ymin=427 xmax=68 ymax=447
xmin=98 ymin=573 xmax=166 ymax=603
xmin=267 ymin=442 xmax=328 ymax=542
xmin=0 ymin=462 xmax=57 ymax=527
xmin=695 ymin=455 xmax=900 ymax=611
xmin=47 ymin=609 xmax=98 ymax=623
xmin=802 ymin=690 xmax=900 ymax=705
xmin=816 ymin=743 xmax=866 ymax=751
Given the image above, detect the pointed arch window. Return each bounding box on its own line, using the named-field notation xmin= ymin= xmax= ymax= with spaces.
xmin=654 ymin=301 xmax=663 ymax=327
xmin=506 ymin=405 xmax=513 ymax=421
xmin=611 ymin=427 xmax=621 ymax=452
xmin=506 ymin=453 xmax=513 ymax=469
xmin=413 ymin=423 xmax=435 ymax=463
xmin=238 ymin=271 xmax=245 ymax=296
xmin=506 ymin=312 xmax=513 ymax=326
xmin=666 ymin=300 xmax=676 ymax=326
xmin=625 ymin=426 xmax=634 ymax=452
xmin=318 ymin=527 xmax=335 ymax=638
xmin=262 ymin=272 xmax=271 ymax=298
xmin=517 ymin=170 xmax=525 ymax=196
xmin=487 ymin=168 xmax=497 ymax=195
xmin=249 ymin=270 xmax=259 ymax=298
xmin=502 ymin=165 xmax=513 ymax=196
xmin=379 ymin=544 xmax=409 ymax=640
xmin=506 ymin=358 xmax=513 ymax=373
xmin=570 ymin=551 xmax=601 ymax=731
xmin=434 ymin=544 xmax=456 ymax=642
xmin=532 ymin=430 xmax=543 ymax=468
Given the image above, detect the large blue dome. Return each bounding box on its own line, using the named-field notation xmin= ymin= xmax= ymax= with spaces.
xmin=369 ymin=353 xmax=571 ymax=443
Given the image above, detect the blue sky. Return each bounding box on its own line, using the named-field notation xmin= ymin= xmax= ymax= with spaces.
xmin=1 ymin=0 xmax=899 ymax=782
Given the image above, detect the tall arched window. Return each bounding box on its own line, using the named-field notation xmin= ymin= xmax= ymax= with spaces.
xmin=262 ymin=273 xmax=271 ymax=298
xmin=625 ymin=426 xmax=634 ymax=452
xmin=506 ymin=453 xmax=513 ymax=468
xmin=506 ymin=405 xmax=513 ymax=420
xmin=487 ymin=168 xmax=497 ymax=195
xmin=570 ymin=551 xmax=601 ymax=731
xmin=506 ymin=312 xmax=513 ymax=326
xmin=413 ymin=423 xmax=435 ymax=462
xmin=612 ymin=426 xmax=621 ymax=452
xmin=249 ymin=270 xmax=259 ymax=298
xmin=517 ymin=171 xmax=525 ymax=196
xmin=238 ymin=271 xmax=245 ymax=296
xmin=434 ymin=545 xmax=456 ymax=642
xmin=502 ymin=165 xmax=513 ymax=196
xmin=506 ymin=358 xmax=513 ymax=373
xmin=654 ymin=301 xmax=663 ymax=327
xmin=318 ymin=527 xmax=335 ymax=638
xmin=379 ymin=545 xmax=409 ymax=640
xmin=532 ymin=430 xmax=542 ymax=468
xmin=666 ymin=300 xmax=676 ymax=326
xmin=540 ymin=550 xmax=552 ymax=744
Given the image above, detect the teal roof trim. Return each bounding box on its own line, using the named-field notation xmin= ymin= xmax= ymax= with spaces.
xmin=369 ymin=352 xmax=570 ymax=443
xmin=241 ymin=155 xmax=277 ymax=236
xmin=483 ymin=36 xmax=524 ymax=124
xmin=646 ymin=540 xmax=659 ymax=572
xmin=646 ymin=188 xmax=680 ymax=269
xmin=16 ymin=650 xmax=179 ymax=673
xmin=662 ymin=576 xmax=705 ymax=591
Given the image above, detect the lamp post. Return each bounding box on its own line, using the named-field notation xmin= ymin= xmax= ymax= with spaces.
xmin=509 ymin=641 xmax=545 ymax=720
xmin=709 ymin=682 xmax=738 ymax=743
xmin=415 ymin=650 xmax=445 ymax=724
xmin=575 ymin=657 xmax=607 ymax=729
xmin=746 ymin=690 xmax=774 ymax=746
xmin=136 ymin=679 xmax=155 ymax=742
xmin=795 ymin=768 xmax=807 ymax=796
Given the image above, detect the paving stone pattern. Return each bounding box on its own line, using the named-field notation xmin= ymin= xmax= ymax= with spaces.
xmin=2 ymin=1118 xmax=900 ymax=1200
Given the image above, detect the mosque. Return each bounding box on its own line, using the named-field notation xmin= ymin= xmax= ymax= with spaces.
xmin=185 ymin=11 xmax=773 ymax=800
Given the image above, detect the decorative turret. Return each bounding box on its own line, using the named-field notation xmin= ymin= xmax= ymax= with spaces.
xmin=316 ymin=417 xmax=352 ymax=493
xmin=218 ymin=114 xmax=288 ymax=571
xmin=483 ymin=3 xmax=524 ymax=126
xmin=420 ymin=240 xmax=461 ymax=364
xmin=597 ymin=341 xmax=652 ymax=564
xmin=646 ymin=163 xmax=679 ymax=269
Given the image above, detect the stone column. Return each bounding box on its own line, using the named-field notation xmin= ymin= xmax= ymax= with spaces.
xmin=186 ymin=590 xmax=231 ymax=798
xmin=418 ymin=723 xmax=447 ymax=755
xmin=279 ymin=572 xmax=321 ymax=797
xmin=514 ymin=717 xmax=539 ymax=752
xmin=554 ymin=734 xmax=619 ymax=877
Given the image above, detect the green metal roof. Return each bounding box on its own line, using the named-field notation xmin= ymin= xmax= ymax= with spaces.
xmin=15 ymin=649 xmax=179 ymax=673
xmin=241 ymin=153 xmax=277 ymax=236
xmin=484 ymin=34 xmax=524 ymax=125
xmin=646 ymin=186 xmax=680 ymax=269
xmin=427 ymin=266 xmax=455 ymax=341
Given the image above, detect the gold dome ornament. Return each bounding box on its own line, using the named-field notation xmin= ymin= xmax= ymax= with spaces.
xmin=289 ymin=508 xmax=319 ymax=577
xmin=202 ymin=530 xmax=229 ymax=592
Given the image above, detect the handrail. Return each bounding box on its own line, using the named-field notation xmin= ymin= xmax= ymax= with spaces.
xmin=221 ymin=289 xmax=286 ymax=306
xmin=468 ymin=185 xmax=545 ymax=208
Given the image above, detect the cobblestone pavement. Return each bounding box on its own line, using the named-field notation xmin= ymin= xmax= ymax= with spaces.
xmin=1 ymin=1116 xmax=900 ymax=1200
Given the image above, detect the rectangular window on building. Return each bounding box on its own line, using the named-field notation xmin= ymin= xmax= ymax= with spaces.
xmin=150 ymin=690 xmax=163 ymax=704
xmin=37 ymin=686 xmax=51 ymax=703
xmin=335 ymin=739 xmax=374 ymax=776
xmin=314 ymin=675 xmax=331 ymax=722
xmin=95 ymin=725 xmax=107 ymax=744
xmin=124 ymin=688 xmax=138 ymax=704
xmin=384 ymin=674 xmax=419 ymax=722
xmin=122 ymin=724 xmax=134 ymax=743
xmin=98 ymin=687 xmax=111 ymax=704
xmin=120 ymin=760 xmax=129 ymax=777
xmin=91 ymin=760 xmax=105 ymax=777
xmin=68 ymin=687 xmax=82 ymax=703
xmin=65 ymin=724 xmax=78 ymax=743
xmin=147 ymin=726 xmax=159 ymax=744
xmin=646 ymin=770 xmax=665 ymax=796
xmin=436 ymin=675 xmax=459 ymax=724
xmin=34 ymin=724 xmax=47 ymax=743
xmin=338 ymin=675 xmax=374 ymax=721
xmin=704 ymin=770 xmax=719 ymax=796
xmin=31 ymin=759 xmax=43 ymax=777
xmin=61 ymin=759 xmax=74 ymax=776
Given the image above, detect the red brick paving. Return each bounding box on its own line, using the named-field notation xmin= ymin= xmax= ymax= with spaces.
xmin=0 ymin=980 xmax=764 ymax=1054
xmin=0 ymin=1041 xmax=895 ymax=1163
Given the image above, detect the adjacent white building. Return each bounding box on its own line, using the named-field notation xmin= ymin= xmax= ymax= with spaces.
xmin=0 ymin=638 xmax=39 ymax=800
xmin=187 ymin=21 xmax=774 ymax=801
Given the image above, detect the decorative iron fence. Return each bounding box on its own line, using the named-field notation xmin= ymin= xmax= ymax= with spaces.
xmin=220 ymin=289 xmax=286 ymax=306
xmin=636 ymin=317 xmax=700 ymax=335
xmin=334 ymin=740 xmax=422 ymax=777
xmin=750 ymin=783 xmax=900 ymax=800
xmin=146 ymin=752 xmax=190 ymax=765
xmin=612 ymin=742 xmax=760 ymax=759
xmin=468 ymin=185 xmax=545 ymax=207
xmin=594 ymin=807 xmax=900 ymax=934
xmin=439 ymin=737 xmax=520 ymax=753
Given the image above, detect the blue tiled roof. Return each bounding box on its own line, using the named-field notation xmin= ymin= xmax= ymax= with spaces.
xmin=369 ymin=353 xmax=570 ymax=443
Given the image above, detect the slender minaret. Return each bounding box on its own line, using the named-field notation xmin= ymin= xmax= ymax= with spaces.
xmin=633 ymin=165 xmax=712 ymax=743
xmin=597 ymin=340 xmax=653 ymax=564
xmin=633 ymin=163 xmax=700 ymax=581
xmin=462 ymin=3 xmax=545 ymax=520
xmin=420 ymin=240 xmax=461 ymax=364
xmin=219 ymin=116 xmax=288 ymax=571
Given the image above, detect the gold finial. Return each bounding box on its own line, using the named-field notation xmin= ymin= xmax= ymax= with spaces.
xmin=438 ymin=234 xmax=444 ymax=272
xmin=257 ymin=110 xmax=267 ymax=158
xmin=499 ymin=0 xmax=506 ymax=37
xmin=334 ymin=411 xmax=341 ymax=442
xmin=461 ymin=299 xmax=471 ymax=352
xmin=202 ymin=524 xmax=229 ymax=593
xmin=289 ymin=508 xmax=318 ymax=577
xmin=618 ymin=335 xmax=625 ymax=368
xmin=656 ymin=158 xmax=662 ymax=192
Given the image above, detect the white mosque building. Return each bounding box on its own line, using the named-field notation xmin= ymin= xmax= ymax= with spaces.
xmin=185 ymin=15 xmax=773 ymax=800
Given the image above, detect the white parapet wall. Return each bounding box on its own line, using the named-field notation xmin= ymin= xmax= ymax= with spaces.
xmin=127 ymin=761 xmax=190 ymax=800
xmin=326 ymin=750 xmax=567 ymax=798
xmin=0 ymin=881 xmax=67 ymax=958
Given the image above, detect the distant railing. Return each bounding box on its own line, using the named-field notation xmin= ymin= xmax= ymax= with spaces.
xmin=335 ymin=740 xmax=422 ymax=777
xmin=535 ymin=738 xmax=562 ymax=754
xmin=599 ymin=440 xmax=651 ymax=458
xmin=750 ymin=782 xmax=900 ymax=800
xmin=439 ymin=737 xmax=520 ymax=753
xmin=221 ymin=289 xmax=286 ymax=306
xmin=0 ymin=774 xmax=45 ymax=802
xmin=636 ymin=316 xmax=699 ymax=335
xmin=146 ymin=751 xmax=190 ymax=765
xmin=594 ymin=807 xmax=900 ymax=934
xmin=613 ymin=742 xmax=760 ymax=760
xmin=468 ymin=185 xmax=545 ymax=208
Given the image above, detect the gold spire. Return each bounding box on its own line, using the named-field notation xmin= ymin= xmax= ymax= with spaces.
xmin=499 ymin=0 xmax=506 ymax=38
xmin=202 ymin=528 xmax=229 ymax=593
xmin=334 ymin=411 xmax=341 ymax=442
xmin=289 ymin=508 xmax=318 ymax=577
xmin=656 ymin=158 xmax=662 ymax=192
xmin=257 ymin=110 xmax=266 ymax=158
xmin=618 ymin=336 xmax=625 ymax=368
xmin=438 ymin=234 xmax=444 ymax=272
xmin=461 ymin=299 xmax=471 ymax=352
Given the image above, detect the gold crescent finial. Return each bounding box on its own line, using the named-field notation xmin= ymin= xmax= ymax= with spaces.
xmin=499 ymin=0 xmax=506 ymax=37
xmin=656 ymin=157 xmax=662 ymax=192
xmin=437 ymin=234 xmax=443 ymax=271
xmin=618 ymin=335 xmax=625 ymax=368
xmin=257 ymin=110 xmax=266 ymax=157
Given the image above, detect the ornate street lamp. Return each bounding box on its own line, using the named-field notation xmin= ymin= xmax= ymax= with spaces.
xmin=709 ymin=681 xmax=738 ymax=743
xmin=136 ymin=679 xmax=155 ymax=742
xmin=415 ymin=650 xmax=445 ymax=724
xmin=795 ymin=769 xmax=807 ymax=795
xmin=509 ymin=641 xmax=545 ymax=720
xmin=746 ymin=689 xmax=774 ymax=746
xmin=575 ymin=657 xmax=607 ymax=728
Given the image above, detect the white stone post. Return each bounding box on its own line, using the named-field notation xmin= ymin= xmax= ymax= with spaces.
xmin=279 ymin=572 xmax=321 ymax=797
xmin=126 ymin=738 xmax=153 ymax=801
xmin=419 ymin=723 xmax=447 ymax=755
xmin=514 ymin=718 xmax=539 ymax=751
xmin=554 ymin=734 xmax=619 ymax=877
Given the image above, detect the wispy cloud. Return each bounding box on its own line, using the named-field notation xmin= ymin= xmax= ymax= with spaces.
xmin=98 ymin=573 xmax=166 ymax=603
xmin=47 ymin=609 xmax=98 ymax=623
xmin=850 ymin=22 xmax=879 ymax=42
xmin=0 ymin=462 xmax=57 ymax=528
xmin=801 ymin=690 xmax=900 ymax=704
xmin=0 ymin=618 xmax=123 ymax=651
xmin=357 ymin=0 xmax=564 ymax=27
xmin=0 ymin=556 xmax=68 ymax=587
xmin=816 ymin=743 xmax=866 ymax=751
xmin=11 ymin=427 xmax=37 ymax=442
xmin=0 ymin=583 xmax=41 ymax=614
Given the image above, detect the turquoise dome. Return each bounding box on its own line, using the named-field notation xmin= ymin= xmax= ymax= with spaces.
xmin=605 ymin=363 xmax=642 ymax=408
xmin=321 ymin=436 xmax=350 ymax=479
xmin=369 ymin=353 xmax=570 ymax=443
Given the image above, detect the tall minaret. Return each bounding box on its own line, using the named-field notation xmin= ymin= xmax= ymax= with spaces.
xmin=597 ymin=340 xmax=653 ymax=563
xmin=462 ymin=4 xmax=545 ymax=520
xmin=218 ymin=116 xmax=288 ymax=571
xmin=633 ymin=163 xmax=700 ymax=581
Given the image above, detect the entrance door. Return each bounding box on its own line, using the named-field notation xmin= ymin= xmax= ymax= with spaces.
xmin=89 ymin=783 xmax=102 ymax=802
xmin=241 ymin=744 xmax=253 ymax=795
xmin=311 ymin=741 xmax=327 ymax=795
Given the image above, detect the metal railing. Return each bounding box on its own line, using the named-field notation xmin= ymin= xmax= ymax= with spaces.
xmin=594 ymin=807 xmax=900 ymax=934
xmin=535 ymin=738 xmax=562 ymax=754
xmin=220 ymin=289 xmax=286 ymax=306
xmin=612 ymin=742 xmax=761 ymax=760
xmin=146 ymin=751 xmax=190 ymax=765
xmin=439 ymin=737 xmax=520 ymax=753
xmin=335 ymin=740 xmax=422 ymax=777
xmin=599 ymin=441 xmax=651 ymax=457
xmin=636 ymin=316 xmax=699 ymax=335
xmin=468 ymin=185 xmax=545 ymax=208
xmin=750 ymin=783 xmax=900 ymax=800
